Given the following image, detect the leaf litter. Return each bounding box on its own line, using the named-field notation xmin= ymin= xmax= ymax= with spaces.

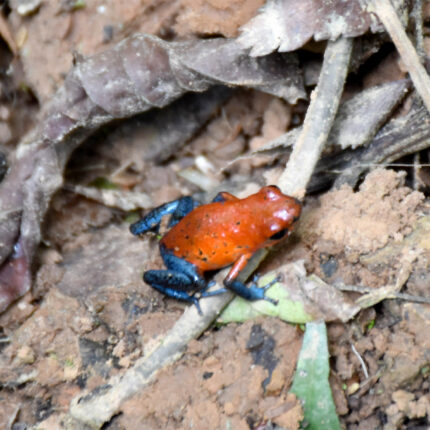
xmin=1 ymin=1 xmax=430 ymax=430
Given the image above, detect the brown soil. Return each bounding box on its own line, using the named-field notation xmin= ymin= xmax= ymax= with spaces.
xmin=1 ymin=2 xmax=430 ymax=430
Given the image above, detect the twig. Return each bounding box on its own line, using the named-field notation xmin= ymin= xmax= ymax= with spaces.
xmin=64 ymin=184 xmax=154 ymax=211
xmin=367 ymin=0 xmax=430 ymax=113
xmin=279 ymin=37 xmax=353 ymax=198
xmin=411 ymin=0 xmax=425 ymax=59
xmin=335 ymin=283 xmax=430 ymax=305
xmin=351 ymin=369 xmax=383 ymax=399
xmin=351 ymin=343 xmax=369 ymax=379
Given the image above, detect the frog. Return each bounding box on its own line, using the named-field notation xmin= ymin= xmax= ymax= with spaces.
xmin=130 ymin=185 xmax=301 ymax=314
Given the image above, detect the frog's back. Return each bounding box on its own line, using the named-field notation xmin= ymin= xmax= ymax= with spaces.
xmin=160 ymin=200 xmax=264 ymax=271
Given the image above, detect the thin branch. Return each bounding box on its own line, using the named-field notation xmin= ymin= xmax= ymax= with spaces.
xmin=351 ymin=343 xmax=369 ymax=379
xmin=335 ymin=283 xmax=430 ymax=305
xmin=279 ymin=37 xmax=353 ymax=198
xmin=411 ymin=0 xmax=425 ymax=59
xmin=368 ymin=0 xmax=430 ymax=113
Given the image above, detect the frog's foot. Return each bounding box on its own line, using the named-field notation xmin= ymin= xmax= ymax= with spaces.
xmin=251 ymin=274 xmax=282 ymax=305
xmin=249 ymin=273 xmax=281 ymax=305
xmin=191 ymin=297 xmax=203 ymax=315
xmin=224 ymin=274 xmax=280 ymax=305
xmin=144 ymin=270 xmax=205 ymax=315
xmin=263 ymin=276 xmax=281 ymax=305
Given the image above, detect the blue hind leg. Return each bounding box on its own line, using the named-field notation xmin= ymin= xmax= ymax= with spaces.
xmin=143 ymin=270 xmax=203 ymax=313
xmin=144 ymin=247 xmax=209 ymax=314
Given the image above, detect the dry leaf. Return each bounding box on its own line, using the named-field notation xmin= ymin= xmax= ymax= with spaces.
xmin=238 ymin=0 xmax=409 ymax=56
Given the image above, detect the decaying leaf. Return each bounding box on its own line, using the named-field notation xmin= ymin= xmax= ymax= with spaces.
xmin=137 ymin=86 xmax=233 ymax=163
xmin=329 ymin=79 xmax=409 ymax=150
xmin=238 ymin=0 xmax=409 ymax=56
xmin=226 ymin=79 xmax=409 ymax=170
xmin=266 ymin=79 xmax=408 ymax=152
xmin=218 ymin=260 xmax=360 ymax=324
xmin=333 ymin=101 xmax=430 ymax=188
xmin=65 ymin=185 xmax=154 ymax=212
xmin=0 ymin=34 xmax=305 ymax=313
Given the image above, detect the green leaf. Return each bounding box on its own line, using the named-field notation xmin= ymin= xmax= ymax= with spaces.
xmin=218 ymin=272 xmax=315 ymax=324
xmin=291 ymin=321 xmax=341 ymax=430
xmin=218 ymin=261 xmax=360 ymax=324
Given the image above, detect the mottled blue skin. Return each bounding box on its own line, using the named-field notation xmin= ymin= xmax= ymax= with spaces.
xmin=129 ymin=192 xmax=278 ymax=314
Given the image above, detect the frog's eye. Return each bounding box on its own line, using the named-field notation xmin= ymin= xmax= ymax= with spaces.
xmin=269 ymin=228 xmax=288 ymax=240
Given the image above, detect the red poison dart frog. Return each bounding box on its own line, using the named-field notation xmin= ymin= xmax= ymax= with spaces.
xmin=130 ymin=186 xmax=301 ymax=314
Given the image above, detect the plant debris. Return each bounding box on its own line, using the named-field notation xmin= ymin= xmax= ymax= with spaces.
xmin=238 ymin=0 xmax=409 ymax=56
xmin=1 ymin=2 xmax=430 ymax=429
xmin=291 ymin=321 xmax=341 ymax=430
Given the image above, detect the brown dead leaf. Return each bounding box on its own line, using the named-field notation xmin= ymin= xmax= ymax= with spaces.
xmin=238 ymin=0 xmax=409 ymax=56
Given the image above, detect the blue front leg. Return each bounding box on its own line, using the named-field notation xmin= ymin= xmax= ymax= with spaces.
xmin=223 ymin=274 xmax=279 ymax=305
xmin=130 ymin=196 xmax=198 ymax=236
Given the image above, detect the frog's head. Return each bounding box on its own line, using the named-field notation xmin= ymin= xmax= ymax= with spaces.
xmin=258 ymin=185 xmax=302 ymax=244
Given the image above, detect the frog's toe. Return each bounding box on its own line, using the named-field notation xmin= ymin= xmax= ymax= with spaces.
xmin=261 ymin=276 xmax=281 ymax=305
xmin=263 ymin=295 xmax=278 ymax=306
xmin=192 ymin=297 xmax=203 ymax=315
xmin=262 ymin=275 xmax=281 ymax=291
